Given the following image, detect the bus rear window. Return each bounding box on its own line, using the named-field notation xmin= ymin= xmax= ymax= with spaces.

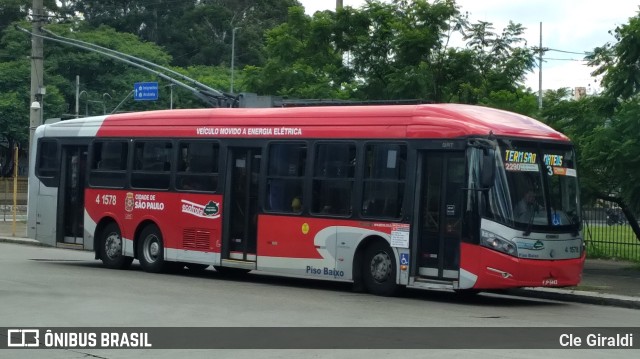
xmin=37 ymin=140 xmax=58 ymax=178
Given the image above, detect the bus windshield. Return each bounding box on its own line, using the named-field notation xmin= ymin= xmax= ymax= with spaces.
xmin=485 ymin=139 xmax=581 ymax=232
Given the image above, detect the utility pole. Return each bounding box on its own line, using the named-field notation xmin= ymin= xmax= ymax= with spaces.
xmin=29 ymin=0 xmax=44 ymax=154
xmin=337 ymin=0 xmax=343 ymax=10
xmin=230 ymin=27 xmax=240 ymax=93
xmin=75 ymin=75 xmax=79 ymax=118
xmin=538 ymin=22 xmax=543 ymax=110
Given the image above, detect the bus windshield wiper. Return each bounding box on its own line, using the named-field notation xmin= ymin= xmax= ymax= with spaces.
xmin=564 ymin=210 xmax=580 ymax=236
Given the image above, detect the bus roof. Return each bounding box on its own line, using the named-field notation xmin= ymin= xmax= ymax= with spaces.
xmin=48 ymin=104 xmax=570 ymax=142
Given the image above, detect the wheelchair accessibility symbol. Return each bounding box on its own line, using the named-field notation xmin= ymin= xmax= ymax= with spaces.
xmin=400 ymin=253 xmax=409 ymax=266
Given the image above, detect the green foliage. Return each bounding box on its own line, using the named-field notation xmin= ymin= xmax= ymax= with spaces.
xmin=588 ymin=11 xmax=640 ymax=100
xmin=461 ymin=20 xmax=536 ymax=102
xmin=243 ymin=0 xmax=536 ymax=103
xmin=243 ymin=7 xmax=350 ymax=99
xmin=567 ymin=10 xmax=640 ymax=213
xmin=604 ymin=99 xmax=640 ymax=210
xmin=67 ymin=0 xmax=300 ymax=68
xmin=478 ymin=89 xmax=538 ymax=116
xmin=345 ymin=0 xmax=462 ymax=100
xmin=0 ymin=59 xmax=29 ymax=146
xmin=0 ymin=92 xmax=27 ymax=145
xmin=0 ymin=0 xmax=28 ymax=33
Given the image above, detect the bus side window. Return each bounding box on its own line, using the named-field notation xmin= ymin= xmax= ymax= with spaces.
xmin=89 ymin=140 xmax=128 ymax=188
xmin=176 ymin=141 xmax=219 ymax=192
xmin=131 ymin=141 xmax=171 ymax=189
xmin=311 ymin=142 xmax=356 ymax=217
xmin=265 ymin=143 xmax=306 ymax=213
xmin=97 ymin=142 xmax=127 ymax=170
xmin=361 ymin=143 xmax=406 ymax=219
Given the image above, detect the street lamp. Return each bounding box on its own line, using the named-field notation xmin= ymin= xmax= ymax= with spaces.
xmin=30 ymin=101 xmax=41 ymax=125
xmin=230 ymin=27 xmax=240 ymax=93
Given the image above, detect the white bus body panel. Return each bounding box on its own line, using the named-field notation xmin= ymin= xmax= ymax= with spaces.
xmin=27 ymin=117 xmax=105 ymax=247
xmin=27 ymin=126 xmax=57 ymax=245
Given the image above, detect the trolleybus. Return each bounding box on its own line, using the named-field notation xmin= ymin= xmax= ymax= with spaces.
xmin=27 ymin=104 xmax=584 ymax=295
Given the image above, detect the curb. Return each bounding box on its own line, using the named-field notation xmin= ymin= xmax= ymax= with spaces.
xmin=0 ymin=236 xmax=49 ymax=247
xmin=508 ymin=287 xmax=640 ymax=310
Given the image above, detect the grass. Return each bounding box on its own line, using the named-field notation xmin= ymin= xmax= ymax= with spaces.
xmin=583 ymin=223 xmax=640 ymax=262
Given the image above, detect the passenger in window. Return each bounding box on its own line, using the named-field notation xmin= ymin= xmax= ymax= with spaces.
xmin=291 ymin=196 xmax=303 ymax=212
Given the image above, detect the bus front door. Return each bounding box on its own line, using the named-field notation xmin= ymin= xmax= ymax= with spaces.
xmin=223 ymin=147 xmax=262 ymax=265
xmin=57 ymin=145 xmax=88 ymax=246
xmin=416 ymin=151 xmax=465 ymax=281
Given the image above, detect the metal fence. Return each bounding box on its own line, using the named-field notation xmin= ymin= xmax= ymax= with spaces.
xmin=582 ymin=207 xmax=640 ymax=262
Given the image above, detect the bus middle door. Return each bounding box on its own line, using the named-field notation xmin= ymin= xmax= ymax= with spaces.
xmin=222 ymin=147 xmax=262 ymax=269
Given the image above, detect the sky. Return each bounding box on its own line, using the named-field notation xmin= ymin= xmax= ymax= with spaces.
xmin=299 ymin=0 xmax=640 ymax=93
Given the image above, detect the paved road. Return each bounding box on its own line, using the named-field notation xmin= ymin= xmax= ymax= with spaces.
xmin=0 ymin=243 xmax=638 ymax=358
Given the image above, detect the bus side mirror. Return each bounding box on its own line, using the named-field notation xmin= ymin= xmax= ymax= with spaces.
xmin=481 ymin=149 xmax=496 ymax=188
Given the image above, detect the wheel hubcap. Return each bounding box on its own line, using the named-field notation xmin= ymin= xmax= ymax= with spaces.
xmin=143 ymin=235 xmax=160 ymax=263
xmin=105 ymin=232 xmax=122 ymax=259
xmin=370 ymin=251 xmax=391 ymax=283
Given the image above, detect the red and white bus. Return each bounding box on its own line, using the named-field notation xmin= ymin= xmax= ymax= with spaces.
xmin=27 ymin=104 xmax=584 ymax=295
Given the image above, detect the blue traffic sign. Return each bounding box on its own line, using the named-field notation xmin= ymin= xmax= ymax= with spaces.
xmin=134 ymin=82 xmax=159 ymax=101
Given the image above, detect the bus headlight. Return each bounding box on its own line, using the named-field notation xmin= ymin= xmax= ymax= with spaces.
xmin=480 ymin=230 xmax=518 ymax=256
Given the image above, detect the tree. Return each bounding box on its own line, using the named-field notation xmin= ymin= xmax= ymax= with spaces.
xmin=67 ymin=0 xmax=300 ymax=68
xmin=461 ymin=20 xmax=536 ymax=103
xmin=583 ymin=10 xmax=640 ymax=216
xmin=0 ymin=23 xmax=66 ymax=147
xmin=242 ymin=0 xmax=538 ymax=105
xmin=0 ymin=0 xmax=29 ymax=33
xmin=339 ymin=0 xmax=460 ymax=100
xmin=243 ymin=7 xmax=350 ymax=99
xmin=587 ymin=10 xmax=640 ymax=100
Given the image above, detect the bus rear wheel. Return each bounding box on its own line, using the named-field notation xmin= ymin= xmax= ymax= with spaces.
xmin=362 ymin=241 xmax=399 ymax=296
xmin=138 ymin=224 xmax=167 ymax=273
xmin=100 ymin=222 xmax=133 ymax=270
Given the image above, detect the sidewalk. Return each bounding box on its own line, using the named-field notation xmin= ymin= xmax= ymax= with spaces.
xmin=1 ymin=219 xmax=638 ymax=308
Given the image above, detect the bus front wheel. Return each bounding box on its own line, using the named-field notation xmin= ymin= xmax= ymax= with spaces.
xmin=138 ymin=225 xmax=167 ymax=273
xmin=362 ymin=241 xmax=399 ymax=296
xmin=100 ymin=222 xmax=133 ymax=270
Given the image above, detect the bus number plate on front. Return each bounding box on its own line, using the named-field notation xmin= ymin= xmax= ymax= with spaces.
xmin=565 ymin=246 xmax=580 ymax=253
